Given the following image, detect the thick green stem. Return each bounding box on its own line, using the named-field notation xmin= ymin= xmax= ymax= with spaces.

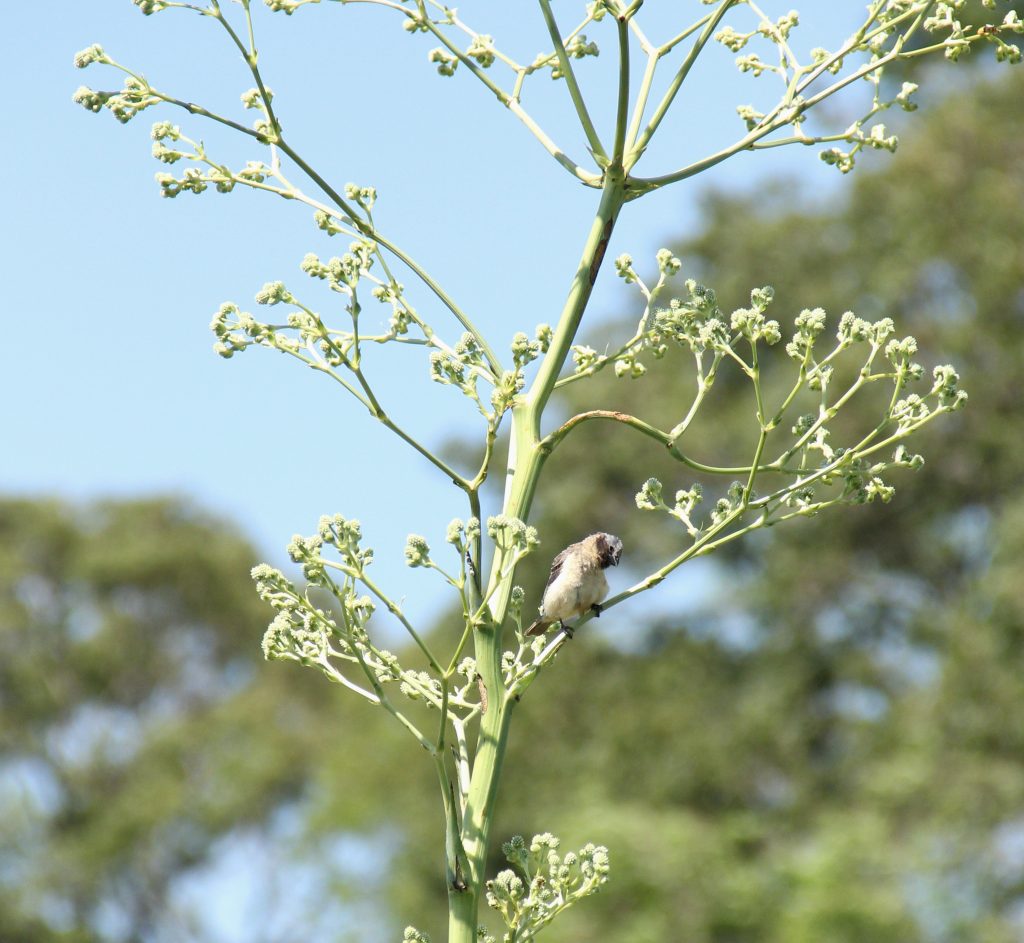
xmin=446 ymin=178 xmax=626 ymax=943
xmin=448 ymin=639 xmax=514 ymax=941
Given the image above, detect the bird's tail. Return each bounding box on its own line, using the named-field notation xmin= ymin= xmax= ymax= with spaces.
xmin=525 ymin=618 xmax=553 ymax=637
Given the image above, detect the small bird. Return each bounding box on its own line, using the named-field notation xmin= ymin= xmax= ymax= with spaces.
xmin=525 ymin=532 xmax=623 ymax=637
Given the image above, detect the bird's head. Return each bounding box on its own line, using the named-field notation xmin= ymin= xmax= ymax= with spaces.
xmin=594 ymin=532 xmax=623 ymax=568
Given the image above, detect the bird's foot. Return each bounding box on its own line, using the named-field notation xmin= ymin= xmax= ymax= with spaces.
xmin=590 ymin=603 xmax=603 ymax=618
xmin=561 ymin=621 xmax=574 ymax=640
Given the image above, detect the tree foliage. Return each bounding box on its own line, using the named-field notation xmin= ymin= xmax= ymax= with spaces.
xmin=0 ymin=499 xmax=410 ymax=942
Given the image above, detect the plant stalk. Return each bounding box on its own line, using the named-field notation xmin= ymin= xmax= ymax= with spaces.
xmin=446 ymin=177 xmax=626 ymax=942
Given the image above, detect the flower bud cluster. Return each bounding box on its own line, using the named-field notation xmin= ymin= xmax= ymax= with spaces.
xmin=931 ymin=364 xmax=967 ymax=410
xmin=210 ymin=301 xmax=305 ymax=360
xmin=252 ymin=516 xmax=422 ymax=696
xmin=266 ymin=0 xmax=308 ymax=14
xmin=785 ymin=306 xmax=827 ymax=361
xmin=895 ymin=81 xmax=919 ymax=111
xmin=614 ymin=253 xmax=638 ymax=284
xmin=404 ymin=534 xmax=431 ymax=568
xmin=444 ymin=517 xmax=481 ymax=552
xmin=760 ymin=10 xmax=800 ymax=42
xmin=821 ymin=121 xmax=899 ymax=174
xmin=656 ymin=248 xmax=682 ymax=276
xmin=428 ymin=48 xmax=459 ymax=76
xmin=369 ymin=278 xmax=411 ymax=336
xmin=287 ymin=532 xmax=329 ymax=583
xmin=736 ymin=53 xmax=771 ymax=76
xmin=73 ymin=75 xmax=157 ymax=125
xmin=716 ymin=25 xmax=754 ymax=52
xmin=402 ymin=12 xmax=429 ymax=34
xmin=819 ymin=455 xmax=898 ymax=506
xmin=466 ymin=34 xmax=497 ymax=68
xmin=576 ymin=267 xmax=695 ymax=381
xmin=634 ymin=477 xmax=664 ymax=511
xmin=429 ymin=347 xmax=473 ymax=390
xmin=240 ymin=87 xmax=274 ymax=110
xmin=318 ymin=513 xmax=374 ymax=569
xmin=636 ymin=478 xmax=705 ymax=535
xmin=571 ymin=345 xmax=599 ymax=373
xmin=710 ymin=481 xmax=747 ymax=526
xmin=156 ymin=167 xmax=216 ymax=197
xmin=731 ymin=286 xmax=782 ymax=345
xmin=650 ymin=279 xmax=729 ymax=356
xmin=252 ymin=563 xmax=336 ymax=665
xmin=148 ymin=140 xmax=269 ymax=196
xmin=490 ymin=369 xmax=525 ymax=415
xmin=549 ymin=34 xmax=600 ymax=79
xmin=486 ymin=833 xmax=610 ymax=936
xmin=613 ymin=355 xmax=648 ymax=379
xmin=508 ymin=585 xmax=526 ymax=621
xmin=74 ymin=44 xmax=108 ymax=69
xmin=717 ymin=8 xmax=800 ymax=77
xmin=893 ymin=444 xmax=925 ymax=471
xmin=400 ymin=668 xmax=442 ymax=703
xmin=810 ymin=45 xmax=844 ymax=73
xmin=510 ymin=324 xmax=551 ymax=370
xmin=837 ymin=311 xmax=886 ymax=344
xmin=737 ymin=103 xmax=766 ymax=130
xmin=343 ymin=182 xmax=378 ymax=212
xmin=885 ymin=334 xmax=925 ymax=381
xmin=717 ymin=3 xmax=1016 ymax=176
xmin=486 ymin=515 xmax=539 ymax=557
xmin=429 ymin=333 xmax=503 ymax=417
xmin=300 ymin=240 xmax=375 ymax=292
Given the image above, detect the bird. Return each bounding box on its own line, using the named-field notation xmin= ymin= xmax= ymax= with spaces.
xmin=525 ymin=532 xmax=623 ymax=637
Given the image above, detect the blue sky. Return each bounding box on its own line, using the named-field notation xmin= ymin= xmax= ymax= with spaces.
xmin=7 ymin=1 xmax=877 ymax=632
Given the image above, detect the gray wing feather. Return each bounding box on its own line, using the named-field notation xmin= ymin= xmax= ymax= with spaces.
xmin=543 ymin=546 xmax=572 ymax=591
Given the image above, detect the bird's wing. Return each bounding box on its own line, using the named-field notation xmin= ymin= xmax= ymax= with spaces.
xmin=543 ymin=546 xmax=572 ymax=591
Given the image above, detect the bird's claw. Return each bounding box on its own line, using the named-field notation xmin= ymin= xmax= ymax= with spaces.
xmin=590 ymin=603 xmax=603 ymax=618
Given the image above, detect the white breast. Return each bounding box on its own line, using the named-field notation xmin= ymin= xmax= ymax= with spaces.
xmin=541 ymin=565 xmax=609 ymax=622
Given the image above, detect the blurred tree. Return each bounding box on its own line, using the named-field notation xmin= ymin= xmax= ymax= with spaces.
xmin=0 ymin=499 xmax=422 ymax=942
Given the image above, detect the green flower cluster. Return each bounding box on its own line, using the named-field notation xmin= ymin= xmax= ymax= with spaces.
xmin=252 ymin=563 xmax=336 ymax=665
xmin=715 ymin=0 xmax=1020 ymax=176
xmin=486 ymin=833 xmax=610 ymax=941
xmin=510 ymin=325 xmax=552 ymax=370
xmin=430 ymin=332 xmax=516 ymax=419
xmin=627 ymin=278 xmax=966 ymax=546
xmin=486 ymin=516 xmax=539 ymax=557
xmin=253 ymin=517 xmax=425 ymax=699
xmin=550 ymin=34 xmax=600 ymax=79
xmin=636 ymin=478 xmax=705 ymax=537
xmin=73 ymin=75 xmax=157 ymax=124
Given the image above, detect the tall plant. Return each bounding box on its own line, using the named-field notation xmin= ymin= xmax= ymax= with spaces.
xmin=75 ymin=2 xmax=1018 ymax=939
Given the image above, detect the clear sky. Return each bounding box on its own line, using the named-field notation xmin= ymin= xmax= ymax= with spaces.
xmin=4 ymin=1 xmax=878 ymax=635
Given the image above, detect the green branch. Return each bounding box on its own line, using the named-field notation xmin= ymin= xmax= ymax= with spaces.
xmin=627 ymin=0 xmax=739 ymax=168
xmin=537 ymin=0 xmax=607 ymax=163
